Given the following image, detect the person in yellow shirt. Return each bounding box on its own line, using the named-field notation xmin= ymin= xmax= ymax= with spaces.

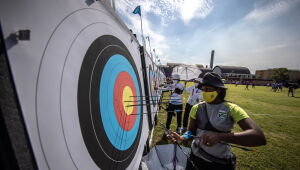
xmin=168 ymin=72 xmax=266 ymax=170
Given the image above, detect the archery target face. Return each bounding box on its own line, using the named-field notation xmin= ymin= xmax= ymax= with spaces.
xmin=78 ymin=35 xmax=143 ymax=169
xmin=34 ymin=8 xmax=145 ymax=170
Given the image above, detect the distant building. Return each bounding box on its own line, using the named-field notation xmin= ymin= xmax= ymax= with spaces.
xmin=212 ymin=65 xmax=254 ymax=79
xmin=166 ymin=63 xmax=182 ymax=67
xmin=255 ymin=69 xmax=273 ymax=80
xmin=255 ymin=69 xmax=300 ymax=81
xmin=195 ymin=64 xmax=204 ymax=69
xmin=289 ymin=70 xmax=300 ymax=81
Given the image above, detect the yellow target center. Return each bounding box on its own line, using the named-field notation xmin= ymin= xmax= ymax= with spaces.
xmin=123 ymin=86 xmax=134 ymax=115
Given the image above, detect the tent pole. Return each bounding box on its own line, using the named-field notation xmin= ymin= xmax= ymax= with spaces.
xmin=173 ymin=143 xmax=177 ymax=169
xmin=186 ymin=66 xmax=188 ymax=80
xmin=148 ymin=127 xmax=155 ymax=147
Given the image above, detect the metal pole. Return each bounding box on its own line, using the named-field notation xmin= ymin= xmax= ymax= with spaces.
xmin=140 ymin=15 xmax=146 ymax=48
xmin=153 ymin=49 xmax=158 ymax=65
xmin=146 ymin=36 xmax=153 ymax=59
xmin=111 ymin=0 xmax=116 ymax=11
xmin=210 ymin=50 xmax=215 ymax=69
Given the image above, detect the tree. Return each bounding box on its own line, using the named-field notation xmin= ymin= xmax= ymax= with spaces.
xmin=272 ymin=68 xmax=289 ymax=82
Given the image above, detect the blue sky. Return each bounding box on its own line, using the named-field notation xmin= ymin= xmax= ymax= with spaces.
xmin=116 ymin=0 xmax=300 ymax=73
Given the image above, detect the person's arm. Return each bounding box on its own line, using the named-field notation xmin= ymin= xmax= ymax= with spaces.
xmin=166 ymin=83 xmax=173 ymax=91
xmin=200 ymin=118 xmax=266 ymax=147
xmin=187 ymin=117 xmax=197 ymax=133
xmin=168 ymin=118 xmax=197 ymax=143
xmin=168 ymin=104 xmax=199 ymax=143
xmin=220 ymin=118 xmax=266 ymax=146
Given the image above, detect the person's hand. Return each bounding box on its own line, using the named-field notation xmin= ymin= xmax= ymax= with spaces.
xmin=200 ymin=132 xmax=222 ymax=147
xmin=167 ymin=131 xmax=186 ymax=144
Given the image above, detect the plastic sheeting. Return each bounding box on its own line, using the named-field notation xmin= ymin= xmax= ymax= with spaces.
xmin=142 ymin=144 xmax=191 ymax=170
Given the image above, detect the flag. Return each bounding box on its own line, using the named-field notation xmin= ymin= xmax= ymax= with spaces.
xmin=133 ymin=5 xmax=141 ymax=16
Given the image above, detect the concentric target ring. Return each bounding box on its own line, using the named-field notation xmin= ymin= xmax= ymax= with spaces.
xmin=148 ymin=65 xmax=157 ymax=106
xmin=78 ymin=35 xmax=143 ymax=169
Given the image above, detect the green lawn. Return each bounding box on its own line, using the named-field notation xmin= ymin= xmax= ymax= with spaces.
xmin=150 ymin=84 xmax=300 ymax=170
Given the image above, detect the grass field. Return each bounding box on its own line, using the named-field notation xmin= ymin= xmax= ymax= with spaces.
xmin=150 ymin=84 xmax=300 ymax=170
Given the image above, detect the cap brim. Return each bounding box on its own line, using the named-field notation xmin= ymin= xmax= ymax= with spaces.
xmin=202 ymin=83 xmax=227 ymax=89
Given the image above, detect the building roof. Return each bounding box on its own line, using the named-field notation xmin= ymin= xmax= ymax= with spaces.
xmin=167 ymin=63 xmax=182 ymax=67
xmin=213 ymin=65 xmax=250 ymax=74
xmin=195 ymin=64 xmax=204 ymax=69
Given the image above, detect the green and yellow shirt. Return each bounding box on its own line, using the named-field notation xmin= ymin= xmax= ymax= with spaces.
xmin=190 ymin=101 xmax=249 ymax=160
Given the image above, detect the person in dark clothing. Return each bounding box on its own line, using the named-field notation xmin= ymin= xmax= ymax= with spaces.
xmin=245 ymin=82 xmax=249 ymax=90
xmin=288 ymin=84 xmax=295 ymax=97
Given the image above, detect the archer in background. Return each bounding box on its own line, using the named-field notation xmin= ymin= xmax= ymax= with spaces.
xmin=181 ymin=78 xmax=203 ymax=133
xmin=165 ymin=74 xmax=184 ymax=133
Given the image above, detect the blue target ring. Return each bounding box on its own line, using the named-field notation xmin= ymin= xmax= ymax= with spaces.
xmin=100 ymin=54 xmax=141 ymax=150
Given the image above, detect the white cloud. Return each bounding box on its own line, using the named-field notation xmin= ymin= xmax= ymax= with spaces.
xmin=179 ymin=0 xmax=214 ymax=24
xmin=116 ymin=0 xmax=170 ymax=60
xmin=245 ymin=0 xmax=299 ymax=22
xmin=115 ymin=0 xmax=215 ymax=63
xmin=127 ymin=0 xmax=215 ymax=25
xmin=253 ymin=44 xmax=287 ymax=53
xmin=116 ymin=0 xmax=300 ymax=71
xmin=117 ymin=0 xmax=179 ymax=24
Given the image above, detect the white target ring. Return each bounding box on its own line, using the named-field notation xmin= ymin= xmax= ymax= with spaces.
xmin=36 ymin=8 xmax=145 ymax=170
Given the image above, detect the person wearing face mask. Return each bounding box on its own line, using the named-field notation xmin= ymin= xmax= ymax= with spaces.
xmin=167 ymin=72 xmax=266 ymax=170
xmin=180 ymin=78 xmax=203 ymax=134
xmin=165 ymin=74 xmax=184 ymax=133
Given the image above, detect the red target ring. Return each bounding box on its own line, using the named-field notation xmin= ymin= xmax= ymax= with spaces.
xmin=113 ymin=71 xmax=137 ymax=131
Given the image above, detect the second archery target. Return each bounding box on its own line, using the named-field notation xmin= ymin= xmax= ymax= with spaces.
xmin=148 ymin=65 xmax=157 ymax=106
xmin=78 ymin=35 xmax=143 ymax=169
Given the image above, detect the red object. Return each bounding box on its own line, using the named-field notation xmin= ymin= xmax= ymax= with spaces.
xmin=113 ymin=71 xmax=137 ymax=131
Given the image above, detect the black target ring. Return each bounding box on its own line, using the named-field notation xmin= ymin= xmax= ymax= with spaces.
xmin=77 ymin=35 xmax=143 ymax=169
